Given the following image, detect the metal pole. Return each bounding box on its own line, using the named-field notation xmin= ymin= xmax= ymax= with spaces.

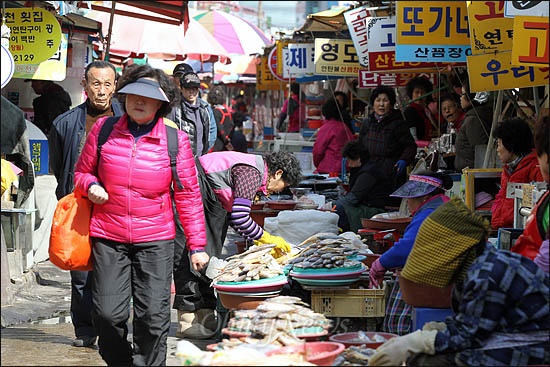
xmin=483 ymin=89 xmax=503 ymax=168
xmin=533 ymin=86 xmax=541 ymax=117
xmin=104 ymin=1 xmax=116 ymax=61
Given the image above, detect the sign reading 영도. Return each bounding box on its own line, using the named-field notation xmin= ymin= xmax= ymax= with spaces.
xmin=314 ymin=38 xmax=363 ymax=76
xmin=3 ymin=7 xmax=61 ymax=64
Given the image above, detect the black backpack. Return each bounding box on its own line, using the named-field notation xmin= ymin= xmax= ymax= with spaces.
xmin=97 ymin=116 xmax=183 ymax=189
xmin=287 ymin=97 xmax=299 ymax=116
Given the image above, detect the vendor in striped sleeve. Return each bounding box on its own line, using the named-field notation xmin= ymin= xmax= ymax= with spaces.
xmin=369 ymin=198 xmax=549 ymax=366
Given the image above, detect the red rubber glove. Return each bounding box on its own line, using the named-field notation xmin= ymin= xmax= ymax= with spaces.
xmin=369 ymin=258 xmax=385 ymax=289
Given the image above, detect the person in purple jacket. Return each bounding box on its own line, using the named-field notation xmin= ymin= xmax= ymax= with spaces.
xmin=369 ymin=170 xmax=453 ymax=335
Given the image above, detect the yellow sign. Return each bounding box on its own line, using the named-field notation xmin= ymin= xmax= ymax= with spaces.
xmin=4 ymin=7 xmax=62 ymax=64
xmin=467 ymin=1 xmax=514 ymax=55
xmin=14 ymin=33 xmax=68 ymax=81
xmin=276 ymin=39 xmax=292 ymax=76
xmin=257 ymin=54 xmax=283 ymax=91
xmin=314 ymin=38 xmax=364 ymax=76
xmin=396 ymin=2 xmax=470 ymax=45
xmin=511 ymin=16 xmax=549 ymax=67
xmin=466 ymin=51 xmax=549 ymax=92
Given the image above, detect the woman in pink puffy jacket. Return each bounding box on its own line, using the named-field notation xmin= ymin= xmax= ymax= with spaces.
xmin=313 ymin=99 xmax=355 ymax=174
xmin=74 ymin=64 xmax=207 ymax=366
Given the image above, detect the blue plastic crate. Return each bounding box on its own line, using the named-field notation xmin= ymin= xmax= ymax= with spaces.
xmin=301 ymin=128 xmax=317 ymax=138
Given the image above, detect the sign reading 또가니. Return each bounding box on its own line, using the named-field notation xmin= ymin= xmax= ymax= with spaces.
xmin=395 ymin=2 xmax=472 ymax=62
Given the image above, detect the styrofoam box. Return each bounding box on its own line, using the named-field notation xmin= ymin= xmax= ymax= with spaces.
xmin=293 ymin=152 xmax=313 ymax=171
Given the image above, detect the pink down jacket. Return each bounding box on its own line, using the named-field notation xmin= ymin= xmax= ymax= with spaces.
xmin=74 ymin=115 xmax=207 ymax=251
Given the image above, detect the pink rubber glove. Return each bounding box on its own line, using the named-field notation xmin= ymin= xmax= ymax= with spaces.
xmin=369 ymin=258 xmax=385 ymax=289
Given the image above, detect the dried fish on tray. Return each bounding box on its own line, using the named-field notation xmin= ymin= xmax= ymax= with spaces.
xmin=221 ymin=296 xmax=332 ymax=348
xmin=332 ymin=345 xmax=377 ymax=366
xmin=287 ymin=235 xmax=361 ymax=270
xmin=211 ymin=244 xmax=284 ymax=284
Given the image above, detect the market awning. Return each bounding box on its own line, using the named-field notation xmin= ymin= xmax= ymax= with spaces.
xmin=296 ymin=4 xmax=391 ymax=34
xmin=78 ymin=1 xmax=189 ymax=28
xmin=61 ymin=13 xmax=102 ymax=34
xmin=297 ymin=6 xmax=349 ymax=33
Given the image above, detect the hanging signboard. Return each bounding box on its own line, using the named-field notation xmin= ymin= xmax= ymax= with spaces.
xmin=314 ymin=38 xmax=364 ymax=76
xmin=504 ymin=1 xmax=549 ymax=17
xmin=466 ymin=51 xmax=549 ymax=92
xmin=396 ymin=2 xmax=472 ymax=62
xmin=467 ymin=1 xmax=514 ymax=55
xmin=257 ymin=52 xmax=283 ymax=91
xmin=358 ymin=70 xmax=437 ymax=88
xmin=366 ymin=16 xmax=448 ymax=72
xmin=511 ymin=16 xmax=549 ymax=67
xmin=14 ymin=33 xmax=68 ymax=81
xmin=275 ymin=39 xmax=291 ymax=76
xmin=4 ymin=7 xmax=61 ymax=65
xmin=343 ymin=5 xmax=372 ymax=67
xmin=267 ymin=46 xmax=290 ymax=82
xmin=283 ymin=43 xmax=315 ymax=77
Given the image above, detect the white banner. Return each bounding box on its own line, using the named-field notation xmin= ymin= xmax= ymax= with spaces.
xmin=343 ymin=5 xmax=372 ymax=67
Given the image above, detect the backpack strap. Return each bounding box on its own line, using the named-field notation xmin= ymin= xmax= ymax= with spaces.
xmin=97 ymin=116 xmax=119 ymax=159
xmin=165 ymin=124 xmax=184 ymax=190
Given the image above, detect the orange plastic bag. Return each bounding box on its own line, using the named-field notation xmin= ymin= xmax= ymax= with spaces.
xmin=49 ymin=192 xmax=93 ymax=271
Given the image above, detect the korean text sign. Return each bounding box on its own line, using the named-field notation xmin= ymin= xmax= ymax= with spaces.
xmin=366 ymin=16 xmax=444 ymax=72
xmin=511 ymin=16 xmax=549 ymax=67
xmin=396 ymin=2 xmax=471 ymax=62
xmin=467 ymin=1 xmax=514 ymax=55
xmin=4 ymin=8 xmax=61 ymax=64
xmin=466 ymin=51 xmax=549 ymax=92
xmin=344 ymin=5 xmax=372 ymax=67
xmin=314 ymin=38 xmax=364 ymax=76
xmin=284 ymin=43 xmax=315 ymax=77
xmin=257 ymin=53 xmax=283 ymax=91
xmin=358 ymin=71 xmax=436 ymax=88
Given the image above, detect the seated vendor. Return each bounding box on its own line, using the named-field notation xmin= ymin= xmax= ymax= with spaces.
xmin=334 ymin=140 xmax=391 ymax=232
xmin=369 ymin=198 xmax=549 ymax=366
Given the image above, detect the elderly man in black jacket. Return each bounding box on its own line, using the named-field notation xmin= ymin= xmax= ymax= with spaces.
xmin=48 ymin=60 xmax=123 ymax=348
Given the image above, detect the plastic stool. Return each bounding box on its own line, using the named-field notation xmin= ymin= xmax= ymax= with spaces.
xmin=411 ymin=307 xmax=454 ymax=331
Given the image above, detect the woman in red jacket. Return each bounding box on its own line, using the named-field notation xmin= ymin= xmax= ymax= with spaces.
xmin=313 ymin=99 xmax=354 ymax=174
xmin=491 ymin=117 xmax=543 ymax=230
xmin=74 ymin=64 xmax=207 ymax=366
xmin=512 ymin=115 xmax=549 ymax=266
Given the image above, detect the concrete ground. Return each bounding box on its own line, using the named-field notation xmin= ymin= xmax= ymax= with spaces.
xmin=0 ymin=230 xmax=241 ymax=366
